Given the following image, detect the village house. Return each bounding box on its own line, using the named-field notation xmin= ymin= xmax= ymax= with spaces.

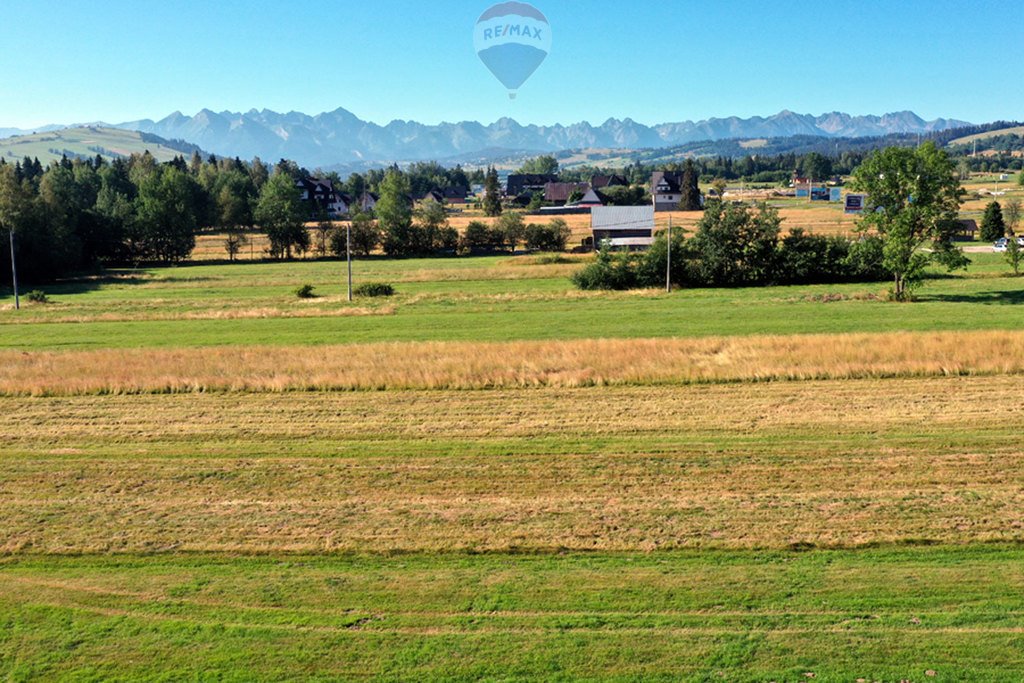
xmin=590 ymin=205 xmax=655 ymax=249
xmin=650 ymin=171 xmax=684 ymax=212
xmin=296 ymin=177 xmax=349 ymax=217
xmin=575 ymin=187 xmax=606 ymax=208
xmin=416 ymin=187 xmax=469 ymax=205
xmin=357 ymin=191 xmax=379 ymax=213
xmin=442 ymin=186 xmax=469 ymax=204
xmin=543 ymin=182 xmax=591 ymax=206
xmin=506 ymin=173 xmax=559 ymax=197
xmin=590 ymin=174 xmax=628 ymax=190
xmin=954 ymin=219 xmax=978 ymax=241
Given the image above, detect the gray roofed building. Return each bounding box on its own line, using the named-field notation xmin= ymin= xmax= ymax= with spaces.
xmin=590 ymin=205 xmax=656 ymax=249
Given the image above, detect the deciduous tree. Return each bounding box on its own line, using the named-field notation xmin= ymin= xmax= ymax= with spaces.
xmin=849 ymin=143 xmax=966 ymax=301
xmin=255 ymin=171 xmax=308 ymax=259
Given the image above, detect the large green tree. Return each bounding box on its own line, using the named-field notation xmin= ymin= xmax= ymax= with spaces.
xmin=377 ymin=169 xmax=414 ymax=256
xmin=255 ymin=171 xmax=308 ymax=259
xmin=134 ymin=165 xmax=199 ymax=262
xmin=687 ymin=202 xmax=782 ymax=286
xmin=849 ymin=143 xmax=966 ymax=301
xmin=517 ymin=155 xmax=559 ymax=175
xmin=495 ymin=211 xmax=526 ymax=253
xmin=0 ymin=163 xmax=39 ymax=284
xmin=800 ymin=152 xmax=833 ymax=182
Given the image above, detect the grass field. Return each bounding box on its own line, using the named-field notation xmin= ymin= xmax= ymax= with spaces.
xmin=4 ymin=548 xmax=1024 ymax=681
xmin=3 ymin=224 xmax=1024 ymax=679
xmin=949 ymin=125 xmax=1024 ymax=147
xmin=0 ymin=126 xmax=191 ymax=164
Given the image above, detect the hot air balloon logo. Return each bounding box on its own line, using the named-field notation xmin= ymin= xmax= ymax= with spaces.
xmin=473 ymin=2 xmax=551 ymax=99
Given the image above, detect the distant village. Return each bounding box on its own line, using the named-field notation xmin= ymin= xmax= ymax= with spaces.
xmin=293 ymin=167 xmax=858 ymax=251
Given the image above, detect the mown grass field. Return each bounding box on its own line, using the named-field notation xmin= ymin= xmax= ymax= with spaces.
xmin=3 ymin=252 xmax=1024 ymax=350
xmin=2 ymin=229 xmax=1024 ymax=679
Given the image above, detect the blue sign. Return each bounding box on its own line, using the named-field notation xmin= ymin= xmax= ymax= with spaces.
xmin=474 ymin=2 xmax=551 ymax=99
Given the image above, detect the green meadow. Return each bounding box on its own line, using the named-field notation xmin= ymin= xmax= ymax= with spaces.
xmin=2 ymin=252 xmax=1024 ymax=350
xmin=2 ymin=247 xmax=1024 ymax=680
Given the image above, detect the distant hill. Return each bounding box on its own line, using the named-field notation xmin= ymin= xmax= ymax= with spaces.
xmin=949 ymin=125 xmax=1024 ymax=147
xmin=0 ymin=126 xmax=205 ymax=165
xmin=94 ymin=107 xmax=971 ymax=168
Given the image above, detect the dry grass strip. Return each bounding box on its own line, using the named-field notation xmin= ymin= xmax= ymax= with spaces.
xmin=3 ymin=330 xmax=1024 ymax=396
xmin=2 ymin=377 xmax=1024 ymax=553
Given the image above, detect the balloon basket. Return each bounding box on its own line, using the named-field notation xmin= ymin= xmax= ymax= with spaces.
xmin=508 ymin=92 xmax=517 ymax=100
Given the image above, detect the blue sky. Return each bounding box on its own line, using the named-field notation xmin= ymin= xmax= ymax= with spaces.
xmin=2 ymin=0 xmax=1021 ymax=128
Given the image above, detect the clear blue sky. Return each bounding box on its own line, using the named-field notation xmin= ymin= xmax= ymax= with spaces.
xmin=2 ymin=0 xmax=1021 ymax=129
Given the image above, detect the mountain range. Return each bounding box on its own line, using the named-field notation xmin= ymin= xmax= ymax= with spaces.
xmin=2 ymin=109 xmax=972 ymax=169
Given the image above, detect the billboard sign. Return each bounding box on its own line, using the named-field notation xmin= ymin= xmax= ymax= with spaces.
xmin=845 ymin=194 xmax=866 ymax=214
xmin=829 ymin=187 xmax=842 ymax=203
xmin=810 ymin=186 xmax=830 ymax=202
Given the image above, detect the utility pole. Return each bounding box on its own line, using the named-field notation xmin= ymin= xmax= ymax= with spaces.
xmin=666 ymin=216 xmax=672 ymax=293
xmin=346 ymin=219 xmax=353 ymax=302
xmin=8 ymin=228 xmax=18 ymax=310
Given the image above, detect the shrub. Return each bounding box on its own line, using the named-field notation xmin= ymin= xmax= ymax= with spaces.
xmin=525 ymin=219 xmax=571 ymax=252
xmin=294 ymin=284 xmax=316 ymax=299
xmin=353 ymin=282 xmax=395 ymax=297
xmin=26 ymin=290 xmax=49 ymax=304
xmin=844 ymin=235 xmax=888 ymax=281
xmin=460 ymin=220 xmax=496 ymax=254
xmin=635 ymin=231 xmax=691 ymax=288
xmin=777 ymin=230 xmax=851 ymax=284
xmin=571 ymin=244 xmax=639 ymax=290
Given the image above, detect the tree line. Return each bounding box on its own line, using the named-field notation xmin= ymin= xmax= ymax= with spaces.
xmin=0 ymin=152 xmax=571 ymax=284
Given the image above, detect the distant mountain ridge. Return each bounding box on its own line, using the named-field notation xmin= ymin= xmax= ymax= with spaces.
xmin=2 ymin=108 xmax=973 ymax=168
xmin=111 ymin=108 xmax=972 ymax=168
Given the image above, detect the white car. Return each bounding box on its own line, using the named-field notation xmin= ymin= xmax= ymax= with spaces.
xmin=993 ymin=237 xmax=1024 ymax=252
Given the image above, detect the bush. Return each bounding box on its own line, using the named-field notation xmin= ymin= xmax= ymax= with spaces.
xmin=353 ymin=282 xmax=395 ymax=297
xmin=26 ymin=290 xmax=48 ymax=304
xmin=460 ymin=220 xmax=497 ymax=254
xmin=844 ymin=235 xmax=888 ymax=281
xmin=525 ymin=219 xmax=571 ymax=252
xmin=571 ymin=244 xmax=639 ymax=290
xmin=777 ymin=230 xmax=851 ymax=284
xmin=294 ymin=284 xmax=316 ymax=299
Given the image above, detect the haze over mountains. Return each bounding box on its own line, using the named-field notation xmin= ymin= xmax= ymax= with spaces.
xmin=2 ymin=108 xmax=972 ymax=168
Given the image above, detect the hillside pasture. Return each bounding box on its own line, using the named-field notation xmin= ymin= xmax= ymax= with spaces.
xmin=0 ymin=126 xmax=192 ymax=164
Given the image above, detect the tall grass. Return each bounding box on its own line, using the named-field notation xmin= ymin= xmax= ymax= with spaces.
xmin=4 ymin=330 xmax=1024 ymax=396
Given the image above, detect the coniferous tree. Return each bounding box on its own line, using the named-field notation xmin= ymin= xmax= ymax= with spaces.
xmin=679 ymin=159 xmax=702 ymax=211
xmin=483 ymin=166 xmax=502 ymax=217
xmin=980 ymin=201 xmax=1006 ymax=242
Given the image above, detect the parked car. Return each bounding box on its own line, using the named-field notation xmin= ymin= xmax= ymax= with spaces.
xmin=993 ymin=237 xmax=1024 ymax=252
